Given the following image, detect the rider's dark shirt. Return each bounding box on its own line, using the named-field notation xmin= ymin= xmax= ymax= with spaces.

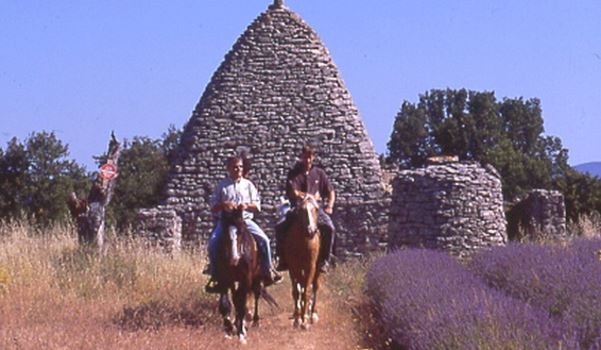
xmin=286 ymin=162 xmax=333 ymax=205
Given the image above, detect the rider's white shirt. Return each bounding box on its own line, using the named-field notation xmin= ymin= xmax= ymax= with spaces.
xmin=210 ymin=177 xmax=261 ymax=220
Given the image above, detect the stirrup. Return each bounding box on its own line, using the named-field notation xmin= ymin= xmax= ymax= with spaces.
xmin=318 ymin=260 xmax=330 ymax=274
xmin=205 ymin=279 xmax=222 ymax=294
xmin=264 ymin=270 xmax=283 ymax=287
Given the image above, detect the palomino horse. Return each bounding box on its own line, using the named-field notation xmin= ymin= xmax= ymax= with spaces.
xmin=282 ymin=194 xmax=321 ymax=329
xmin=215 ymin=208 xmax=263 ymax=344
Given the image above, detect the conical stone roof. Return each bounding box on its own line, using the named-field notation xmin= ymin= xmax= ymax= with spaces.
xmin=164 ymin=1 xmax=390 ymax=254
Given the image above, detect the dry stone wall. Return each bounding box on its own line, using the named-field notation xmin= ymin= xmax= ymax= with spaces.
xmin=149 ymin=1 xmax=389 ymax=255
xmin=137 ymin=1 xmax=571 ymax=257
xmin=388 ymin=161 xmax=507 ymax=257
xmin=507 ymin=189 xmax=567 ymax=240
xmin=136 ymin=206 xmax=182 ymax=252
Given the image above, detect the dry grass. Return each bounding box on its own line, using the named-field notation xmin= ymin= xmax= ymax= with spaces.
xmin=0 ymin=221 xmax=388 ymax=350
xmin=515 ymin=213 xmax=601 ymax=245
xmin=568 ymin=212 xmax=601 ymax=238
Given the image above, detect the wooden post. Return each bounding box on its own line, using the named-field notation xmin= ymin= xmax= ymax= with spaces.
xmin=67 ymin=132 xmax=121 ymax=252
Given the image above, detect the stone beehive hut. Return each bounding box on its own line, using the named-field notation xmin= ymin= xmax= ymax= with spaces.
xmin=161 ymin=0 xmax=389 ymax=255
xmin=507 ymin=189 xmax=567 ymax=240
xmin=388 ymin=161 xmax=507 ymax=257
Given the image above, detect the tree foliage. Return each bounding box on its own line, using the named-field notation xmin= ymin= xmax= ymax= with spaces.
xmin=553 ymin=169 xmax=601 ymax=223
xmin=0 ymin=127 xmax=181 ymax=230
xmin=387 ymin=88 xmax=570 ymax=202
xmin=0 ymin=132 xmax=89 ymax=223
xmin=105 ymin=126 xmax=181 ymax=230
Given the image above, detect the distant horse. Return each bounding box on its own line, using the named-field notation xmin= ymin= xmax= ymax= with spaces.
xmin=215 ymin=208 xmax=263 ymax=344
xmin=282 ymin=194 xmax=321 ymax=329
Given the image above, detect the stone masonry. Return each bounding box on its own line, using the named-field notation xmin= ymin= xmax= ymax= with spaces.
xmin=135 ymin=1 xmax=568 ymax=257
xmin=388 ymin=161 xmax=507 ymax=258
xmin=153 ymin=0 xmax=390 ymax=256
xmin=136 ymin=206 xmax=182 ymax=252
xmin=506 ymin=189 xmax=567 ymax=240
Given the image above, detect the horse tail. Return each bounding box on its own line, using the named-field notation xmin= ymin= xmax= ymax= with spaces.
xmin=260 ymin=287 xmax=279 ymax=308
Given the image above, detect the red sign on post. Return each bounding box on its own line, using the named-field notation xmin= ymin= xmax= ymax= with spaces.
xmin=99 ymin=163 xmax=117 ymax=180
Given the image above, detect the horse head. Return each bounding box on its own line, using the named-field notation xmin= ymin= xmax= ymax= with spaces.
xmin=298 ymin=194 xmax=319 ymax=238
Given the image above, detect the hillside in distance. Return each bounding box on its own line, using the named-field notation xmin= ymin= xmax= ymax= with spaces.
xmin=574 ymin=162 xmax=601 ymax=178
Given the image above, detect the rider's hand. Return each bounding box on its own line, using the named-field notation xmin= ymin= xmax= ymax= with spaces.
xmin=324 ymin=206 xmax=333 ymax=215
xmin=238 ymin=203 xmax=248 ymax=211
xmin=223 ymin=201 xmax=237 ymax=211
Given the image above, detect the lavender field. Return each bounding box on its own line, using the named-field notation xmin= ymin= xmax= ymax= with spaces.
xmin=365 ymin=240 xmax=601 ymax=349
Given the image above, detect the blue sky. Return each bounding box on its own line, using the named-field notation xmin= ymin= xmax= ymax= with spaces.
xmin=2 ymin=0 xmax=600 ymax=170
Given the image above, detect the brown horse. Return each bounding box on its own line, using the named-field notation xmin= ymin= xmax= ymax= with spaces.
xmin=282 ymin=194 xmax=321 ymax=329
xmin=215 ymin=208 xmax=263 ymax=344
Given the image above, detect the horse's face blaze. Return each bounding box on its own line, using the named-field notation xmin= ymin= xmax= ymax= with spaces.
xmin=300 ymin=197 xmax=319 ymax=237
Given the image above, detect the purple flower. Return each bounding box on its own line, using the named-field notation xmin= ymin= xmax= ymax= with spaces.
xmin=469 ymin=238 xmax=601 ymax=349
xmin=366 ymin=248 xmax=573 ymax=349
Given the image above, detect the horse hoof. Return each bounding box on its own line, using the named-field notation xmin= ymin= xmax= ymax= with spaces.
xmin=293 ymin=319 xmax=301 ymax=328
xmin=301 ymin=322 xmax=310 ymax=331
xmin=311 ymin=313 xmax=319 ymax=324
xmin=238 ymin=335 xmax=247 ymax=345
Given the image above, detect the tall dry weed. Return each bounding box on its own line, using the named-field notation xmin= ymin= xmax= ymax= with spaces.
xmin=568 ymin=212 xmax=601 ymax=238
xmin=0 ymin=220 xmax=380 ymax=349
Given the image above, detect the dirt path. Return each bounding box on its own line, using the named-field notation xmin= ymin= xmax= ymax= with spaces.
xmin=1 ymin=265 xmax=390 ymax=350
xmin=197 ymin=279 xmax=381 ymax=350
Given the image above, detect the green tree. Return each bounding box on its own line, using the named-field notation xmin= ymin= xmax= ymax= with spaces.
xmin=554 ymin=169 xmax=601 ymax=223
xmin=0 ymin=132 xmax=89 ymax=223
xmin=106 ymin=126 xmax=181 ymax=230
xmin=387 ymin=88 xmax=569 ymax=201
xmin=0 ymin=138 xmax=29 ymax=218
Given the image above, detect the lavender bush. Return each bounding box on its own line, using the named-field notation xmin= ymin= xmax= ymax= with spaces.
xmin=469 ymin=238 xmax=601 ymax=349
xmin=365 ymin=248 xmax=573 ymax=350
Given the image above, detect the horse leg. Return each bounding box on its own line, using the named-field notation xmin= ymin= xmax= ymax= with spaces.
xmin=290 ymin=277 xmax=302 ymax=328
xmin=300 ymin=274 xmax=314 ymax=330
xmin=233 ymin=286 xmax=248 ymax=344
xmin=251 ymin=278 xmax=261 ymax=327
xmin=310 ymin=273 xmax=320 ymax=324
xmin=218 ymin=292 xmax=234 ymax=337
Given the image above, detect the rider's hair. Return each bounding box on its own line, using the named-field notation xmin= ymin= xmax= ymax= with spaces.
xmin=226 ymin=155 xmax=244 ymax=167
xmin=301 ymin=144 xmax=316 ymax=156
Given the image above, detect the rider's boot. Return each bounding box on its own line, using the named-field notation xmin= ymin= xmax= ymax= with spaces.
xmin=263 ymin=268 xmax=283 ymax=287
xmin=205 ymin=277 xmax=223 ymax=294
xmin=318 ymin=260 xmax=330 ymax=274
xmin=204 ymin=263 xmax=223 ymax=293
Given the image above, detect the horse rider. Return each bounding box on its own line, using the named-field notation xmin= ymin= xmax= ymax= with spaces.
xmin=205 ymin=155 xmax=283 ymax=293
xmin=275 ymin=144 xmax=336 ymax=273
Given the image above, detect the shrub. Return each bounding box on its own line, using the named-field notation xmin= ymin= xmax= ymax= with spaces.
xmin=469 ymin=239 xmax=601 ymax=348
xmin=365 ymin=248 xmax=573 ymax=349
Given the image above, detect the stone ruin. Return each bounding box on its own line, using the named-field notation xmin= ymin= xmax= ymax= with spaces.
xmin=138 ymin=0 xmax=390 ymax=256
xmin=137 ymin=206 xmax=182 ymax=252
xmin=507 ymin=189 xmax=567 ymax=240
xmin=387 ymin=160 xmax=507 ymax=258
xmin=134 ymin=1 xmax=568 ymax=258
